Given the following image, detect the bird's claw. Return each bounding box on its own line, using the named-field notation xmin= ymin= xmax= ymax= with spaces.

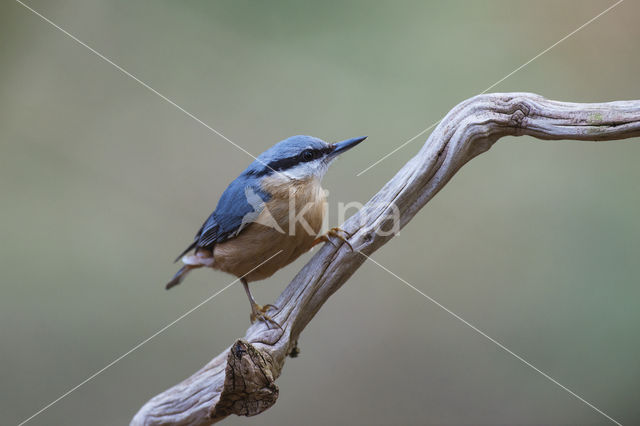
xmin=250 ymin=303 xmax=282 ymax=330
xmin=312 ymin=227 xmax=353 ymax=251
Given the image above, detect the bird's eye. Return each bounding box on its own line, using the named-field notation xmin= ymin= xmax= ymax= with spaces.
xmin=301 ymin=149 xmax=314 ymax=161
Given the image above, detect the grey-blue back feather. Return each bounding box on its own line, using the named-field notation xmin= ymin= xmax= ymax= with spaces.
xmin=175 ymin=135 xmax=327 ymax=259
xmin=195 ymin=176 xmax=270 ymax=248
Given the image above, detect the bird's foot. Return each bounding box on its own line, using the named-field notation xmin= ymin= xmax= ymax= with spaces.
xmin=312 ymin=227 xmax=353 ymax=251
xmin=250 ymin=303 xmax=282 ymax=329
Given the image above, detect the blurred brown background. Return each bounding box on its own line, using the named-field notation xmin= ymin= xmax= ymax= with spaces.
xmin=2 ymin=1 xmax=639 ymax=424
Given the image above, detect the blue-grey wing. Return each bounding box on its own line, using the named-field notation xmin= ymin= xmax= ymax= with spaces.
xmin=193 ymin=179 xmax=268 ymax=250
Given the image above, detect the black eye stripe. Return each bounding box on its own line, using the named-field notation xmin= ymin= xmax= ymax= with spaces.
xmin=262 ymin=147 xmax=333 ymax=173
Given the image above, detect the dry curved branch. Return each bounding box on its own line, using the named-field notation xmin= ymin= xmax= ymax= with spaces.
xmin=132 ymin=93 xmax=640 ymax=425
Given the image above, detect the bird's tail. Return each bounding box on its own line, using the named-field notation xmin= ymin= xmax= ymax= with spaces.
xmin=166 ymin=251 xmax=214 ymax=290
xmin=166 ymin=265 xmax=196 ymax=290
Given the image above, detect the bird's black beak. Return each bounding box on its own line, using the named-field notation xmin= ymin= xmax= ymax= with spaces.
xmin=330 ymin=136 xmax=367 ymax=157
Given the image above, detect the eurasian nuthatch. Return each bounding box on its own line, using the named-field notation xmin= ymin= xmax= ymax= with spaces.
xmin=166 ymin=135 xmax=366 ymax=326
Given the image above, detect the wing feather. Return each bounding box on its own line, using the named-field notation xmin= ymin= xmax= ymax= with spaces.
xmin=175 ymin=179 xmax=268 ymax=260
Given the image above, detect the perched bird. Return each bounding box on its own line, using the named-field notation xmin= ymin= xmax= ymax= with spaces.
xmin=167 ymin=135 xmax=366 ymax=326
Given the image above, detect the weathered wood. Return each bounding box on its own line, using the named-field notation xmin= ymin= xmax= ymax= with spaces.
xmin=132 ymin=93 xmax=640 ymax=425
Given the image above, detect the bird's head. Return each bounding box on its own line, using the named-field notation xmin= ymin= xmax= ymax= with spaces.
xmin=245 ymin=135 xmax=367 ymax=181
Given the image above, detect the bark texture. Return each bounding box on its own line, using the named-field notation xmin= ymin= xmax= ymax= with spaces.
xmin=132 ymin=93 xmax=640 ymax=425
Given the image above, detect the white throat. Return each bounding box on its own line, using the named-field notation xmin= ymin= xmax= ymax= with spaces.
xmin=282 ymin=158 xmax=331 ymax=181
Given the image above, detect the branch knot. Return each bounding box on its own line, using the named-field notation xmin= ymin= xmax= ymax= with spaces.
xmin=209 ymin=340 xmax=279 ymax=423
xmin=508 ymin=100 xmax=531 ymax=131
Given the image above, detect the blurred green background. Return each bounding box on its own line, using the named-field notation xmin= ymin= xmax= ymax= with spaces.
xmin=2 ymin=0 xmax=639 ymax=424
